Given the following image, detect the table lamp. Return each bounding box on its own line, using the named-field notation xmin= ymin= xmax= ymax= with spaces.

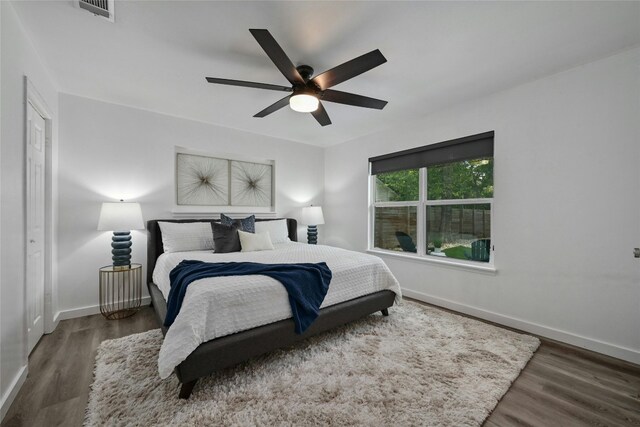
xmin=97 ymin=200 xmax=144 ymax=268
xmin=301 ymin=205 xmax=325 ymax=245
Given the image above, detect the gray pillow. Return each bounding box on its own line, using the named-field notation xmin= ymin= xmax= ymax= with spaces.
xmin=211 ymin=222 xmax=241 ymax=253
xmin=220 ymin=213 xmax=255 ymax=233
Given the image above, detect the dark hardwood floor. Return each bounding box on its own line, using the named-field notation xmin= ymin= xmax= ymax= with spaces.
xmin=486 ymin=340 xmax=640 ymax=426
xmin=2 ymin=304 xmax=639 ymax=427
xmin=1 ymin=309 xmax=157 ymax=427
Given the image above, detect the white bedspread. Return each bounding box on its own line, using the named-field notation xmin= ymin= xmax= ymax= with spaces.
xmin=153 ymin=242 xmax=402 ymax=379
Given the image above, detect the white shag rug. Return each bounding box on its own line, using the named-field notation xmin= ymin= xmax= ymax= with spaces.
xmin=86 ymin=301 xmax=539 ymax=426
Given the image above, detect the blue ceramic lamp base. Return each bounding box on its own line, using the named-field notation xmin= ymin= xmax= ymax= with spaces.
xmin=111 ymin=231 xmax=132 ymax=267
xmin=307 ymin=225 xmax=318 ymax=245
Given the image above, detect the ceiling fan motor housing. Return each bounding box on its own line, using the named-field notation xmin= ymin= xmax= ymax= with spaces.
xmin=294 ymin=65 xmax=322 ymax=98
xmin=293 ymin=85 xmax=320 ymax=97
xmin=296 ymin=65 xmax=314 ymax=81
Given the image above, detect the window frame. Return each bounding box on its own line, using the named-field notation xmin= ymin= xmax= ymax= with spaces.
xmin=368 ymin=164 xmax=495 ymax=270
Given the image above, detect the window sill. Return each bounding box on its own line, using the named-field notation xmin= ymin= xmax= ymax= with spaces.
xmin=367 ymin=248 xmax=497 ymax=274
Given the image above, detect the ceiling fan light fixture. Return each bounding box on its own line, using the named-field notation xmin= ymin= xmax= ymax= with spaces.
xmin=289 ymin=93 xmax=319 ymax=113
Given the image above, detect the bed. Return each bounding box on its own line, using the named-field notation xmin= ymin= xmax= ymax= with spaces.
xmin=147 ymin=218 xmax=401 ymax=399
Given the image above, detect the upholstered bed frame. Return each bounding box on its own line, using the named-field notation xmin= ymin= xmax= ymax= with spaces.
xmin=146 ymin=218 xmax=396 ymax=399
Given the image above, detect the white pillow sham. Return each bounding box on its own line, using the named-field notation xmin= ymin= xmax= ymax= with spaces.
xmin=158 ymin=221 xmax=214 ymax=253
xmin=254 ymin=219 xmax=290 ymax=244
xmin=238 ymin=230 xmax=274 ymax=252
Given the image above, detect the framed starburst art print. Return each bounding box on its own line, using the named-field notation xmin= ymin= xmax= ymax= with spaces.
xmin=176 ymin=153 xmax=229 ymax=205
xmin=230 ymin=160 xmax=273 ymax=207
xmin=175 ymin=151 xmax=274 ymax=210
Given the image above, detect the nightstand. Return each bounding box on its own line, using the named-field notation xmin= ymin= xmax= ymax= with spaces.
xmin=99 ymin=263 xmax=143 ymax=320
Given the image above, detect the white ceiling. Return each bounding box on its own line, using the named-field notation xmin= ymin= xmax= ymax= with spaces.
xmin=12 ymin=1 xmax=640 ymax=147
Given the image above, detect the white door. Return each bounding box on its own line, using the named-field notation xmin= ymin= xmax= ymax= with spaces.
xmin=26 ymin=102 xmax=46 ymax=354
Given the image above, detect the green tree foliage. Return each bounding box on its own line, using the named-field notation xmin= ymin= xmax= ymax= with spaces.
xmin=427 ymin=158 xmax=493 ymax=200
xmin=375 ymin=158 xmax=493 ymax=202
xmin=375 ymin=168 xmax=419 ymax=201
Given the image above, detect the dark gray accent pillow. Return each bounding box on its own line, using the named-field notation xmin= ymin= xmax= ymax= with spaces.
xmin=220 ymin=213 xmax=255 ymax=233
xmin=212 ymin=222 xmax=241 ymax=253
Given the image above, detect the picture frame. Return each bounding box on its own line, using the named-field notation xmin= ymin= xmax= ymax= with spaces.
xmin=174 ymin=148 xmax=275 ymax=213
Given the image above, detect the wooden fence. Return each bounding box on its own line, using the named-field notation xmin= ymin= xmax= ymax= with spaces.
xmin=374 ymin=206 xmax=490 ymax=251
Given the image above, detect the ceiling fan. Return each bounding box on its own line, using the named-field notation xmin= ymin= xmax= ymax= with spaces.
xmin=205 ymin=29 xmax=388 ymax=126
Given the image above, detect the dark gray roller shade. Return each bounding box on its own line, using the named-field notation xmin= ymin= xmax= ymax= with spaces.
xmin=369 ymin=131 xmax=494 ymax=175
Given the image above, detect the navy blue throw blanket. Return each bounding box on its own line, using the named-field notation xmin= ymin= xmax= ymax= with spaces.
xmin=164 ymin=260 xmax=332 ymax=334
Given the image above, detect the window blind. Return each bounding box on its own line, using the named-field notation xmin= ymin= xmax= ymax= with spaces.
xmin=369 ymin=131 xmax=494 ymax=175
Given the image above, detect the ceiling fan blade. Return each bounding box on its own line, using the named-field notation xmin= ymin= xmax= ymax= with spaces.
xmin=249 ymin=29 xmax=304 ymax=85
xmin=312 ymin=49 xmax=387 ymax=90
xmin=206 ymin=77 xmax=292 ymax=92
xmin=311 ymin=101 xmax=331 ymax=126
xmin=254 ymin=96 xmax=291 ymax=118
xmin=322 ymin=89 xmax=387 ymax=110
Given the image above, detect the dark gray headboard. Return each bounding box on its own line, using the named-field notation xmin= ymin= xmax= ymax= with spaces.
xmin=146 ymin=218 xmax=298 ymax=284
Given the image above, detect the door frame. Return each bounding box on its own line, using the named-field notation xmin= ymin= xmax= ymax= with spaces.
xmin=24 ymin=77 xmax=56 ymax=348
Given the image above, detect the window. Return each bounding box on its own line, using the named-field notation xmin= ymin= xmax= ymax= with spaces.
xmin=369 ymin=132 xmax=494 ymax=265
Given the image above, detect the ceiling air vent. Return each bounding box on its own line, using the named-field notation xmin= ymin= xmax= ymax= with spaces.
xmin=77 ymin=0 xmax=115 ymax=22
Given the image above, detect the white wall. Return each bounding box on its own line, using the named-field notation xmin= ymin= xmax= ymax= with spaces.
xmin=57 ymin=94 xmax=324 ymax=314
xmin=0 ymin=1 xmax=59 ymax=418
xmin=324 ymin=47 xmax=640 ymax=363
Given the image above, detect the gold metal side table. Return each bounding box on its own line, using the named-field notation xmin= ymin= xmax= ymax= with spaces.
xmin=99 ymin=263 xmax=142 ymax=320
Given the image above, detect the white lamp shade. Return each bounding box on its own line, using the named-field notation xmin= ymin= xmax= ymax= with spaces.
xmin=97 ymin=202 xmax=144 ymax=231
xmin=301 ymin=206 xmax=325 ymax=225
xmin=289 ymin=94 xmax=319 ymax=113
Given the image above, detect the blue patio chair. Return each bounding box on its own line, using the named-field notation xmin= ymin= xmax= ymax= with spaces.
xmin=395 ymin=231 xmax=417 ymax=253
xmin=470 ymin=238 xmax=491 ymax=262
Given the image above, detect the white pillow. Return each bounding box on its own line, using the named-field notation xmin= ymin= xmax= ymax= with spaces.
xmin=238 ymin=230 xmax=274 ymax=252
xmin=158 ymin=221 xmax=214 ymax=253
xmin=254 ymin=219 xmax=290 ymax=244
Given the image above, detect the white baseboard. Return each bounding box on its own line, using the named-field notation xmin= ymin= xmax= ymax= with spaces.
xmin=0 ymin=365 xmax=28 ymax=421
xmin=402 ymin=288 xmax=640 ymax=365
xmin=45 ymin=312 xmax=60 ymax=334
xmin=56 ymin=296 xmax=151 ymax=321
xmin=52 ymin=311 xmax=61 ymax=329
